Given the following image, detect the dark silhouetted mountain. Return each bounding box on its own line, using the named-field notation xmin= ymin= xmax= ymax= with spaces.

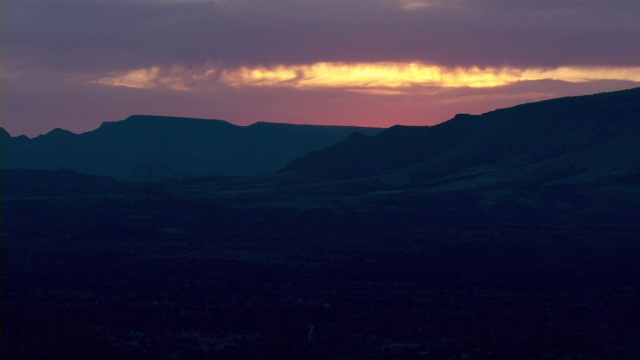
xmin=1 ymin=127 xmax=11 ymax=141
xmin=283 ymin=88 xmax=640 ymax=211
xmin=5 ymin=91 xmax=640 ymax=360
xmin=1 ymin=116 xmax=382 ymax=181
xmin=1 ymin=128 xmax=29 ymax=149
xmin=287 ymin=88 xmax=640 ymax=181
xmin=1 ymin=168 xmax=137 ymax=198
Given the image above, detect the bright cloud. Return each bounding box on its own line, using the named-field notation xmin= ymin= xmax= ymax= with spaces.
xmin=387 ymin=0 xmax=468 ymax=11
xmin=93 ymin=62 xmax=640 ymax=94
xmin=93 ymin=66 xmax=215 ymax=90
xmin=93 ymin=67 xmax=161 ymax=89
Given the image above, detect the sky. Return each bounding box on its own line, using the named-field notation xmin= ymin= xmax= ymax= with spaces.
xmin=3 ymin=0 xmax=640 ymax=137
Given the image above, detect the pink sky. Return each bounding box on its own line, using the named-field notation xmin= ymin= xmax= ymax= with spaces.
xmin=3 ymin=0 xmax=640 ymax=137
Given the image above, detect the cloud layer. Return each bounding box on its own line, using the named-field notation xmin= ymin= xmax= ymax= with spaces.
xmin=93 ymin=63 xmax=640 ymax=92
xmin=3 ymin=0 xmax=640 ymax=136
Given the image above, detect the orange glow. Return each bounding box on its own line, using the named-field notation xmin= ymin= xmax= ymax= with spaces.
xmin=220 ymin=63 xmax=522 ymax=89
xmin=93 ymin=67 xmax=162 ymax=89
xmin=220 ymin=66 xmax=299 ymax=87
xmin=93 ymin=62 xmax=640 ymax=93
xmin=92 ymin=65 xmax=205 ymax=90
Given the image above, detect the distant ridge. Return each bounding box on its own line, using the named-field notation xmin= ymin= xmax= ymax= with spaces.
xmin=286 ymin=88 xmax=640 ymax=181
xmin=280 ymin=88 xmax=640 ymax=211
xmin=1 ymin=116 xmax=383 ymax=182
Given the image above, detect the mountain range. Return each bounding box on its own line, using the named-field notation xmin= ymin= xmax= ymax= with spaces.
xmin=1 ymin=116 xmax=382 ymax=182
xmin=274 ymin=88 xmax=640 ymax=211
xmin=4 ymin=88 xmax=640 ymax=359
xmin=2 ymin=88 xmax=639 ymax=212
xmin=288 ymin=88 xmax=640 ymax=181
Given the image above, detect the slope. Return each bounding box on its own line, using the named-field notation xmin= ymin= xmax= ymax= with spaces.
xmin=280 ymin=88 xmax=640 ymax=211
xmin=286 ymin=88 xmax=640 ymax=185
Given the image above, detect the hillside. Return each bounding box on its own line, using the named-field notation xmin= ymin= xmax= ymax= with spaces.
xmin=287 ymin=88 xmax=640 ymax=181
xmin=4 ymin=89 xmax=640 ymax=359
xmin=281 ymin=88 xmax=640 ymax=207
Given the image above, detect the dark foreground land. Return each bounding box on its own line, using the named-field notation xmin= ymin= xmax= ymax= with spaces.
xmin=3 ymin=171 xmax=640 ymax=359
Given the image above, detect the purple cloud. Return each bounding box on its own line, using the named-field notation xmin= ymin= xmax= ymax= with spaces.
xmin=3 ymin=0 xmax=639 ymax=136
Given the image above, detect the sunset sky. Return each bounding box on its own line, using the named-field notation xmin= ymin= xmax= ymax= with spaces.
xmin=3 ymin=0 xmax=640 ymax=137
